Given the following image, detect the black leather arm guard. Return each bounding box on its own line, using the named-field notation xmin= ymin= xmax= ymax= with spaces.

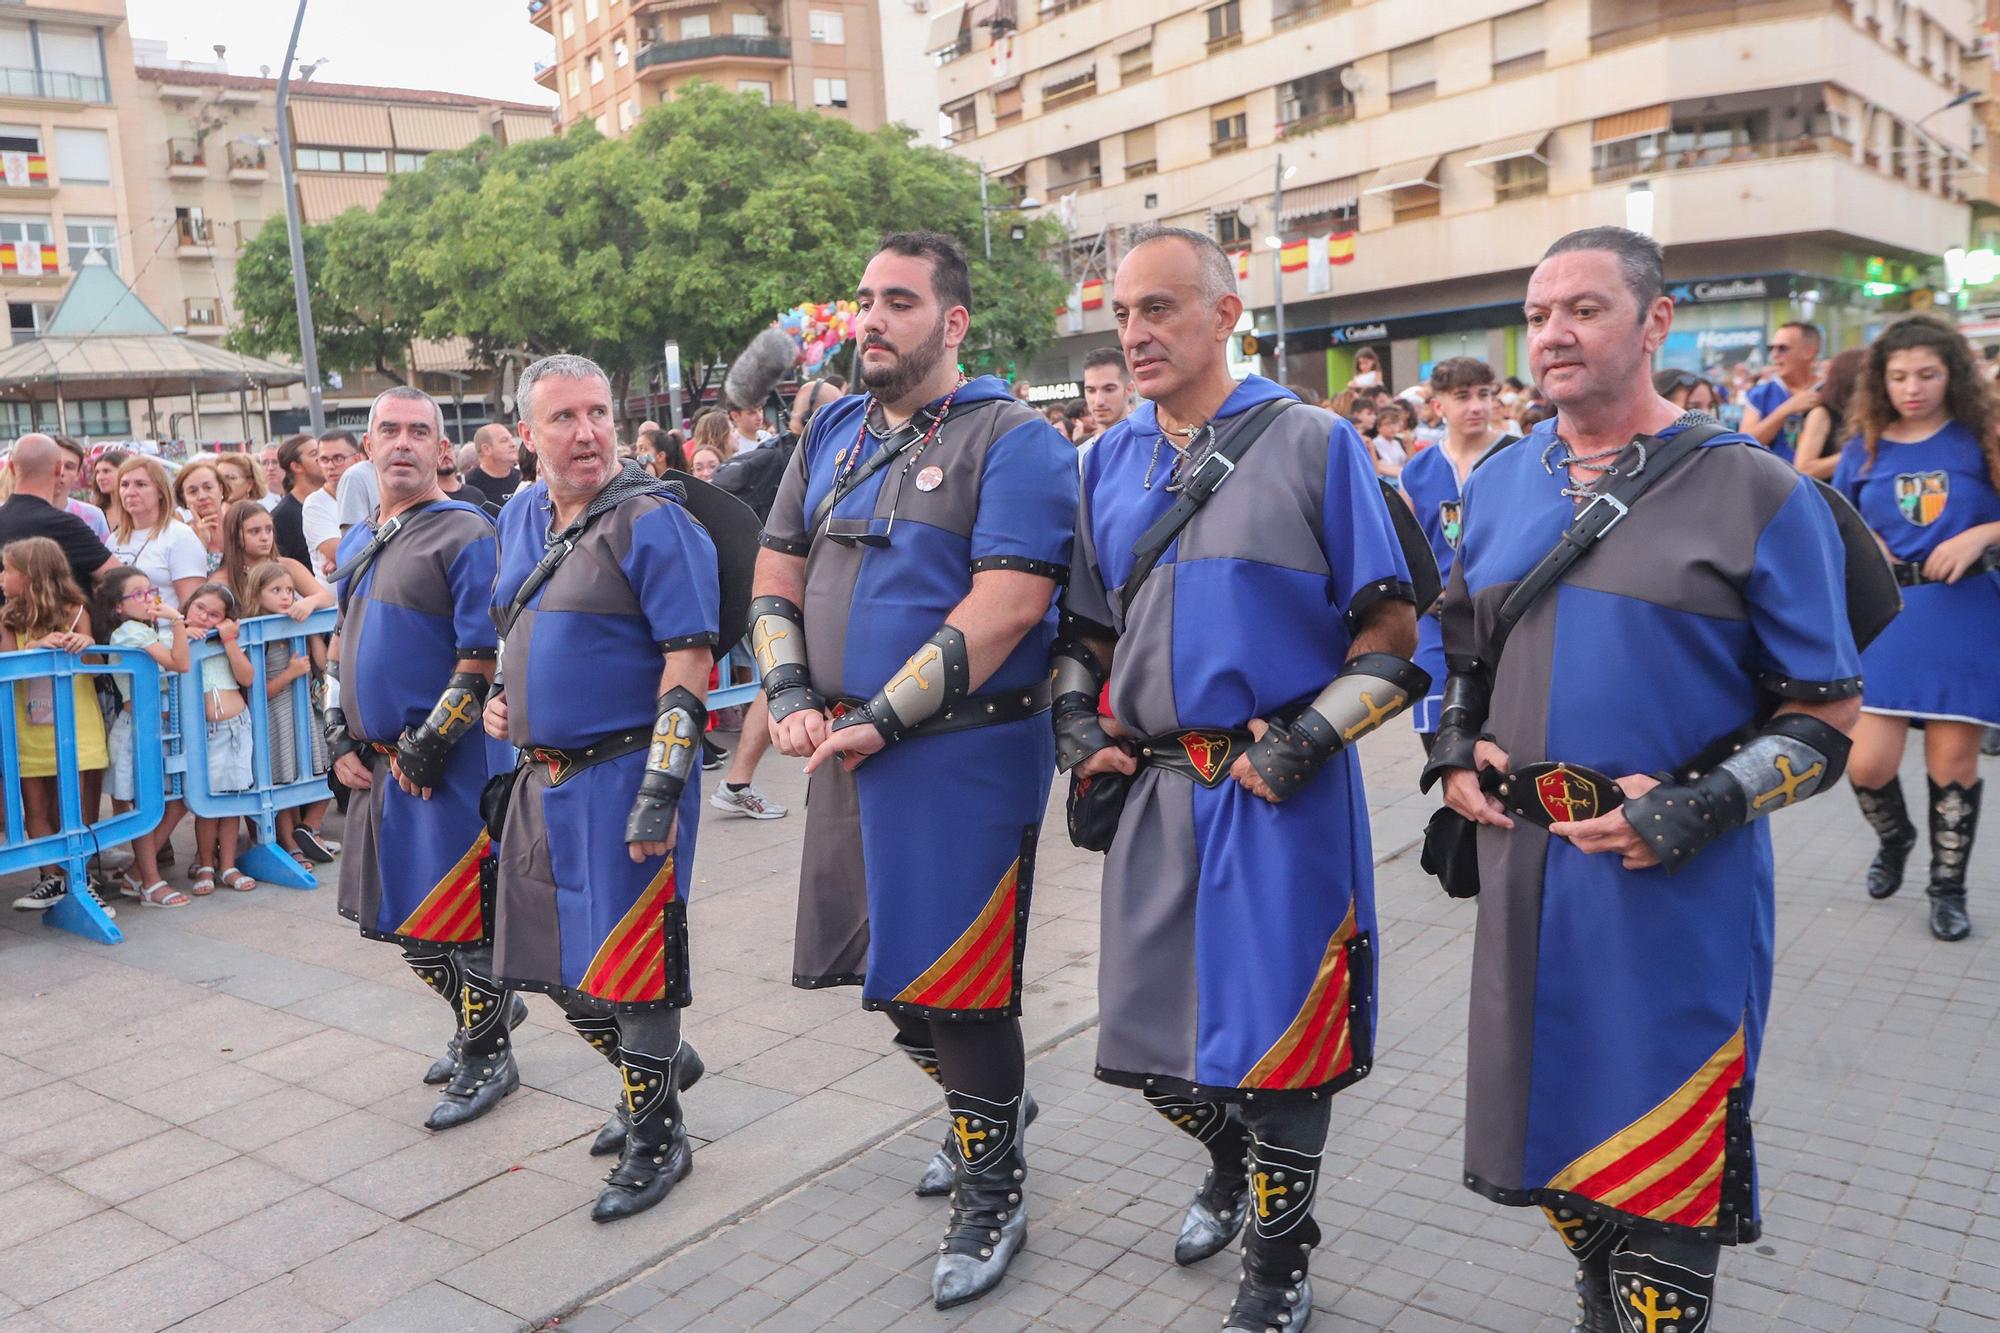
xmin=626 ymin=685 xmax=707 ymax=844
xmin=324 ymin=706 xmax=362 ymax=766
xmin=1246 ymin=653 xmax=1431 ymax=799
xmin=833 ymin=625 xmax=970 ymax=744
xmin=1623 ymin=713 xmax=1850 ymax=873
xmin=394 ymin=672 xmax=489 ymax=790
xmin=1051 ymin=636 xmax=1114 ymax=773
xmin=1418 ymin=672 xmax=1493 ymax=793
xmin=749 ymin=594 xmax=823 ymax=723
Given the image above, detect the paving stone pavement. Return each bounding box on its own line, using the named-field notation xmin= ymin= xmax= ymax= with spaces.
xmin=0 ymin=729 xmax=1991 ymax=1331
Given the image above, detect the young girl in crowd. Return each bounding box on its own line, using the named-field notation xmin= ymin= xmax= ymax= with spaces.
xmin=243 ymin=561 xmax=333 ymax=865
xmin=690 ymin=443 xmax=725 ymax=481
xmin=220 ymin=500 xmax=333 ymax=621
xmin=93 ymin=565 xmax=192 ymax=908
xmin=2 ymin=538 xmax=110 ymax=914
xmin=182 ymin=582 xmax=257 ymax=894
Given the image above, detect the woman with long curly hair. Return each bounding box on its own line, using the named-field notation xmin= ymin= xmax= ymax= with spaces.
xmin=1833 ymin=315 xmax=2000 ymax=941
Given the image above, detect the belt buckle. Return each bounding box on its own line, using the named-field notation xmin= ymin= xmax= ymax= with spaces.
xmin=1574 ymin=491 xmax=1629 ymax=539
xmin=827 ymin=701 xmax=851 ymax=720
xmin=532 ymin=747 xmax=574 ymax=786
xmin=1187 ymin=450 xmax=1236 ymax=496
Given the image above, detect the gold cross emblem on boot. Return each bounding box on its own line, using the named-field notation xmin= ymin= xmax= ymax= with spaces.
xmin=460 ymin=986 xmax=491 ymax=1029
xmin=1627 ymin=1286 xmax=1683 ymax=1333
xmin=951 ymin=1115 xmax=988 ymax=1160
xmin=1251 ymin=1172 xmax=1290 ymax=1220
xmin=621 ymin=1064 xmax=651 ymax=1114
xmin=1752 ymin=755 xmax=1823 ymax=811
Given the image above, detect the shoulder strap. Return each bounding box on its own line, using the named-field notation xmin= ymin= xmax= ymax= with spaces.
xmin=1482 ymin=421 xmax=1725 ymax=669
xmin=494 ymin=508 xmax=601 ymax=639
xmin=1118 ymin=398 xmax=1295 ymax=609
xmin=328 ymin=500 xmax=452 ymax=608
xmin=807 ymin=397 xmax=1006 ymax=536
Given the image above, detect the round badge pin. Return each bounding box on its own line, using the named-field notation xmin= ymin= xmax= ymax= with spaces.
xmin=914 ymin=465 xmax=944 ymax=493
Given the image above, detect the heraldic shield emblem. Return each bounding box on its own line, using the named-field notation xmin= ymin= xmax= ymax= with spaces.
xmin=1895 ymin=470 xmax=1948 ymax=527
xmin=1439 ymin=499 xmax=1463 ymax=549
xmin=1494 ymin=761 xmax=1626 ymax=830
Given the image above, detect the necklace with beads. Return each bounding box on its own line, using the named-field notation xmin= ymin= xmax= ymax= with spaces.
xmin=833 ymin=376 xmax=966 ymax=488
xmin=1144 ymin=416 xmax=1206 ymax=491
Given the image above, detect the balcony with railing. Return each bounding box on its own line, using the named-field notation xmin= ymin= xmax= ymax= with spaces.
xmin=183 ymin=298 xmax=224 ymax=334
xmin=634 ymin=33 xmax=790 ymax=74
xmin=226 ymin=141 xmax=268 ymax=183
xmin=175 ymin=215 xmax=215 ymax=255
xmin=167 ymin=138 xmax=207 ymax=179
xmin=527 ymin=0 xmax=554 ymax=29
xmin=1273 ymin=0 xmax=1353 ymax=30
xmin=0 ymin=66 xmax=109 ymax=103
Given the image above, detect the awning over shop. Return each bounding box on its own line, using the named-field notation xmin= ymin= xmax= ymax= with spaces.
xmin=1280 ymin=176 xmax=1359 ymax=225
xmin=926 ymin=3 xmax=967 ymax=50
xmin=1361 ymin=156 xmax=1440 ymax=195
xmin=1466 ymin=130 xmax=1550 ymax=171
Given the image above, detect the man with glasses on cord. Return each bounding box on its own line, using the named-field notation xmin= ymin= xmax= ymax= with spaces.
xmin=327 ymin=387 xmax=516 ymax=1124
xmin=754 ymin=231 xmax=1076 ymax=1311
xmin=1059 ymin=225 xmax=1422 ymax=1333
xmin=1427 ymin=228 xmax=1862 ymax=1330
xmin=480 ymin=354 xmax=718 ymax=1223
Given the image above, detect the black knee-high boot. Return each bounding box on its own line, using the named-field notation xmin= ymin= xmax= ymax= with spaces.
xmin=424 ymin=955 xmax=520 ymax=1131
xmin=893 ymin=1016 xmax=1039 ymax=1199
xmin=1608 ymin=1233 xmax=1719 ymax=1332
xmin=566 ymin=1006 xmax=706 ymax=1157
xmin=1224 ymin=1099 xmax=1332 ymax=1333
xmin=1928 ymin=779 xmax=1980 ymax=941
xmin=1853 ymin=778 xmax=1920 ymax=900
xmin=592 ymin=1025 xmax=695 ymax=1222
xmin=1143 ymin=1089 xmax=1251 ymax=1266
xmin=407 ymin=947 xmax=525 ymax=1085
xmin=1543 ymin=1206 xmax=1620 ymax=1332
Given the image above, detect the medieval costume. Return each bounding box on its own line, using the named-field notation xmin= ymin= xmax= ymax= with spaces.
xmin=1062 ymin=376 xmax=1421 ymax=1333
xmin=1397 ymin=433 xmax=1513 ymax=742
xmin=760 ymin=374 xmax=1075 ymax=1307
xmin=1428 ymin=416 xmax=1860 ymax=1329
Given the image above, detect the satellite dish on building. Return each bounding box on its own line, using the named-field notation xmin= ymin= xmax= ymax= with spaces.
xmin=1338 ymin=67 xmax=1364 ymax=94
xmin=1235 ymin=202 xmax=1258 ymax=226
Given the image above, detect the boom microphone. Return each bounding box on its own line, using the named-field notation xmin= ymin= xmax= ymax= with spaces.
xmin=723 ymin=327 xmax=799 ymax=412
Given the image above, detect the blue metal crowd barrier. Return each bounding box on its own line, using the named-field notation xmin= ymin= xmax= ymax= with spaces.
xmin=178 ymin=608 xmax=338 ymax=890
xmin=0 ymin=645 xmax=166 ymax=945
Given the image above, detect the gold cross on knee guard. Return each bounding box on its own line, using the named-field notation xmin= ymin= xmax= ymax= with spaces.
xmin=1251 ymin=1171 xmax=1290 ymax=1220
xmin=951 ymin=1115 xmax=989 ymax=1159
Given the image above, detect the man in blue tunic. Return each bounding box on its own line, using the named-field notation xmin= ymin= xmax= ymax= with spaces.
xmin=331 ymin=387 xmax=516 ymax=1114
xmin=1060 ymin=226 xmax=1422 ymax=1333
xmin=1397 ymin=357 xmax=1517 ymax=749
xmin=481 ymin=354 xmax=716 ymax=1223
xmin=1429 ymin=228 xmax=1861 ymax=1330
xmin=1740 ymin=321 xmax=1821 ymax=465
xmin=754 ymin=232 xmax=1076 ymax=1309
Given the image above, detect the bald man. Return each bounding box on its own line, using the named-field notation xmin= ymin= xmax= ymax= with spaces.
xmin=463 ymin=423 xmax=522 ymax=509
xmin=0 ymin=434 xmax=116 ymax=592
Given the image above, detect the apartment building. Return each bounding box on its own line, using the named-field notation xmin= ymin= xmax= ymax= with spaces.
xmin=0 ymin=0 xmax=148 ymax=438
xmin=529 ymin=0 xmax=895 ymax=138
xmin=128 ymin=64 xmax=554 ymax=436
xmin=935 ymin=0 xmax=1978 ymax=394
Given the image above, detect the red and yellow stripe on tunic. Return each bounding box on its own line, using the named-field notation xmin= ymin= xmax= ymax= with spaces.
xmin=1240 ymin=902 xmax=1359 ymax=1090
xmin=894 ymin=857 xmax=1021 ymax=1010
xmin=1546 ymin=1025 xmax=1747 ymax=1228
xmin=578 ymin=856 xmax=678 ymax=1005
xmin=393 ymin=832 xmax=489 ymax=943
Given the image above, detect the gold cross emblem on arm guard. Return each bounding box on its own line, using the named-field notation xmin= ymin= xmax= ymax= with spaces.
xmin=752 ymin=619 xmax=788 ymax=672
xmin=651 ymin=718 xmax=695 ymax=769
xmin=1341 ymin=689 xmax=1406 ymax=744
xmin=888 ymin=644 xmax=941 ymax=696
xmin=437 ymin=691 xmax=478 ymax=730
xmin=1751 ymin=755 xmax=1823 ymax=811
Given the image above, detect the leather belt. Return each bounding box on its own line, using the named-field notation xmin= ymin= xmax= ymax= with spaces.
xmin=828 ymin=677 xmax=1051 ymax=739
xmin=1891 ymin=545 xmax=2000 ymax=587
xmin=1134 ymin=728 xmax=1252 ymax=787
xmin=524 ymin=727 xmax=652 ymax=787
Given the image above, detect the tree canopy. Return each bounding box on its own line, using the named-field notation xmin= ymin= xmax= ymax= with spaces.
xmin=231 ymin=84 xmax=1063 ymax=412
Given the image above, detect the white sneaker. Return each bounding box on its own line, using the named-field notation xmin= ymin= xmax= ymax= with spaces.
xmin=708 ymin=784 xmax=788 ymax=820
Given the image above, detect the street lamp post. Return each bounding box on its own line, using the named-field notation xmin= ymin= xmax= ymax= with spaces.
xmin=1271 ymin=154 xmax=1288 ymax=385
xmin=275 ymin=0 xmax=326 ymax=435
xmin=977 ymin=159 xmax=1040 ymax=259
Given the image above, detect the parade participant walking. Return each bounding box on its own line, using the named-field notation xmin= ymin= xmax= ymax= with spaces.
xmin=1834 ymin=315 xmax=2000 ymax=942
xmin=1741 ymin=321 xmax=1821 ymax=464
xmin=1429 ymin=228 xmax=1861 ymax=1330
xmin=328 ymin=387 xmax=516 ymax=1117
xmin=1058 ymin=225 xmax=1422 ymax=1333
xmin=755 ymin=231 xmax=1076 ymax=1309
xmin=483 ymin=353 xmax=724 ymax=1223
xmin=1399 ymin=358 xmax=1516 ymax=749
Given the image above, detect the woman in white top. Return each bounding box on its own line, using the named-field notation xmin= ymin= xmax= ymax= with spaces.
xmin=108 ymin=457 xmax=208 ymax=611
xmin=173 ymin=459 xmax=229 ymax=575
xmin=1346 ymin=346 xmax=1384 ymax=390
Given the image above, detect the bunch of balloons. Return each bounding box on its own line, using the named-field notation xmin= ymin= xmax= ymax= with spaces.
xmin=776 ymin=301 xmax=859 ymax=375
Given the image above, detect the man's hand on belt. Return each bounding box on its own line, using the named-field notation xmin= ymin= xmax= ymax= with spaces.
xmin=1074 ymin=713 xmax=1136 ymax=780
xmin=770 ymin=706 xmax=830 ymax=758
xmin=1549 ymin=773 xmax=1662 ymax=869
xmin=332 ymin=750 xmax=374 ymax=791
xmin=804 ymin=719 xmax=885 ymax=775
xmin=1441 ymin=739 xmax=1514 ymax=829
xmin=1230 ymin=719 xmax=1280 ymax=802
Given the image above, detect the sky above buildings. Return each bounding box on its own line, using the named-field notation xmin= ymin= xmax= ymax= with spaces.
xmin=126 ymin=0 xmax=558 ymax=106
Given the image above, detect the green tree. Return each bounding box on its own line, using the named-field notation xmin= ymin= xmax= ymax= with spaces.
xmin=229 ymin=205 xmax=426 ymax=384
